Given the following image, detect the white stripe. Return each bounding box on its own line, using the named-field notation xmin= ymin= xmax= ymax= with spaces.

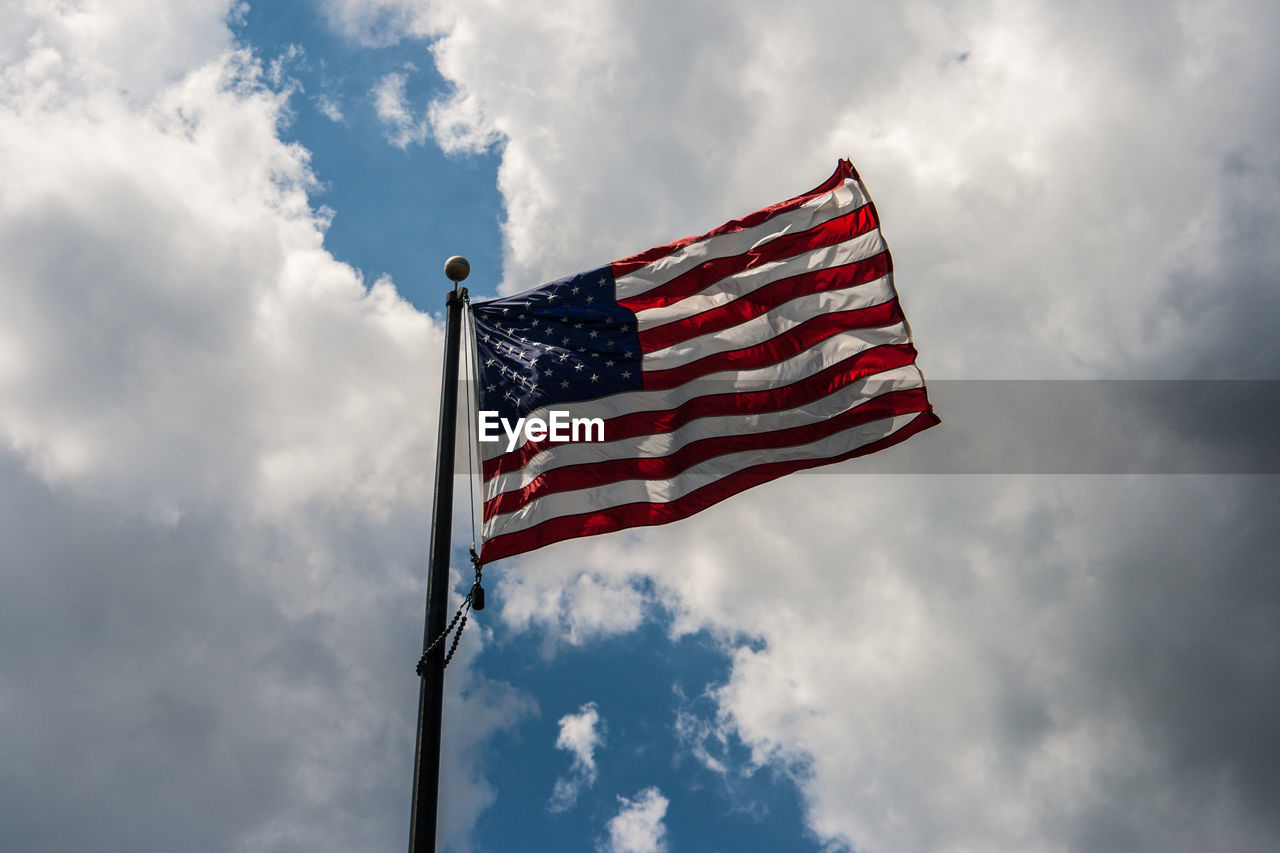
xmin=614 ymin=180 xmax=868 ymax=300
xmin=485 ymin=411 xmax=923 ymax=540
xmin=643 ymin=274 xmax=898 ymax=371
xmin=479 ymin=320 xmax=912 ymax=462
xmin=632 ymin=229 xmax=886 ymax=330
xmin=485 ymin=365 xmax=925 ymax=499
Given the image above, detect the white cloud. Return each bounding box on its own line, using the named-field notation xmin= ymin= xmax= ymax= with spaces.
xmin=372 ymin=69 xmax=429 ymax=148
xmin=602 ymin=787 xmax=669 ymax=853
xmin=318 ymin=0 xmax=436 ymax=47
xmin=329 ymin=0 xmax=1280 ymax=377
xmin=1 ymin=46 xmax=440 ymax=522
xmin=500 ymin=564 xmax=650 ymax=649
xmin=13 ymin=0 xmax=1275 ymax=851
xmin=313 ymin=1 xmax=1280 ymax=851
xmin=0 ymin=0 xmax=236 ymax=105
xmin=549 ymin=700 xmax=605 ymax=812
xmin=266 ymin=43 xmax=305 ymax=89
xmin=0 ymin=3 xmax=524 ymax=850
xmin=673 ymin=692 xmax=730 ymax=777
xmin=315 ymin=93 xmax=344 ymax=122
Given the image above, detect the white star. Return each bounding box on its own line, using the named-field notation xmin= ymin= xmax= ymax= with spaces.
xmin=574 ymin=362 xmax=585 ymax=372
xmin=620 ymin=370 xmax=632 ymax=379
xmin=588 ymin=330 xmax=599 ymax=338
xmin=485 ymin=358 xmax=495 ymax=367
xmin=571 ymin=285 xmax=580 ymax=294
xmin=561 ymin=380 xmax=570 ymax=388
xmin=547 ymin=293 xmax=557 ymax=302
xmin=558 ymin=352 xmax=569 ymax=362
xmin=605 ymin=359 xmax=615 ymax=367
xmin=585 ymin=295 xmax=595 ymax=304
xmin=590 ymin=373 xmax=599 ymax=382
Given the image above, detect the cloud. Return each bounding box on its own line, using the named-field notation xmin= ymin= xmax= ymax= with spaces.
xmin=10 ymin=1 xmax=1278 ymax=851
xmin=499 ymin=562 xmax=651 ymax=651
xmin=313 ymin=1 xmax=1280 ymax=851
xmin=372 ymin=68 xmax=430 ymax=148
xmin=549 ymin=701 xmax=605 ymax=812
xmin=315 ymin=93 xmax=344 ymax=122
xmin=508 ymin=475 xmax=1280 ymax=853
xmin=602 ymin=787 xmax=669 ymax=853
xmin=1 ymin=45 xmax=440 ymax=520
xmin=0 ymin=4 xmax=522 ymax=850
xmin=329 ymin=0 xmax=1280 ymax=377
xmin=0 ymin=0 xmax=237 ymax=105
xmin=673 ymin=691 xmax=730 ymax=777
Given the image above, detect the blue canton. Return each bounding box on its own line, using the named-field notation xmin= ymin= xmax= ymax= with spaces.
xmin=472 ymin=266 xmax=643 ymax=424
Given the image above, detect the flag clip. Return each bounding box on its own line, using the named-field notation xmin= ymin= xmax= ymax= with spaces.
xmin=469 ymin=547 xmax=485 ymax=611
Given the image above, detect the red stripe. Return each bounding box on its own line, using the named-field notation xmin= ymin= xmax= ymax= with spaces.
xmin=638 ymin=251 xmax=891 ymax=354
xmin=479 ymin=406 xmax=940 ymax=564
xmin=642 ymin=298 xmax=905 ymax=392
xmin=484 ymin=387 xmax=928 ymax=521
xmin=609 ymin=160 xmax=857 ymax=277
xmin=482 ymin=343 xmax=920 ymax=481
xmin=618 ymin=203 xmax=879 ymax=314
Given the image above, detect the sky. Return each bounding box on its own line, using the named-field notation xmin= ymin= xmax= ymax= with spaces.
xmin=1 ymin=1 xmax=1278 ymax=852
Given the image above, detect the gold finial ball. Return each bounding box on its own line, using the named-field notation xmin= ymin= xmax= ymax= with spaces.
xmin=444 ymin=255 xmax=470 ymax=283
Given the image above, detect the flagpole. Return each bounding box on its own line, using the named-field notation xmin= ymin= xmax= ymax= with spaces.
xmin=408 ymin=256 xmax=470 ymax=853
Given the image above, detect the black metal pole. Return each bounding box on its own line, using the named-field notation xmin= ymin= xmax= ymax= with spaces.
xmin=409 ymin=257 xmax=470 ymax=853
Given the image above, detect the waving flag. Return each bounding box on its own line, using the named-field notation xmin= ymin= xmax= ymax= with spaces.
xmin=471 ymin=160 xmax=939 ymax=564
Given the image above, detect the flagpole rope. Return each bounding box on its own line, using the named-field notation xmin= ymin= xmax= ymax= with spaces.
xmin=460 ymin=295 xmax=481 ymax=553
xmin=460 ymin=295 xmax=487 ymax=612
xmin=412 ymin=293 xmax=488 ymax=677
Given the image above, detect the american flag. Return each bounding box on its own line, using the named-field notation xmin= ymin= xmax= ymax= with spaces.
xmin=471 ymin=160 xmax=939 ymax=564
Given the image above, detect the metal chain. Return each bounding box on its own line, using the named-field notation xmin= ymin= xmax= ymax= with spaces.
xmin=416 ymin=593 xmax=472 ymax=676
xmin=443 ymin=615 xmax=468 ymax=667
xmin=414 ymin=551 xmax=485 ymax=676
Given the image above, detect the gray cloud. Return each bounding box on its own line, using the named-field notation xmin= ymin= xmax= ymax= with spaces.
xmin=5 ymin=1 xmax=1279 ymax=851
xmin=367 ymin=0 xmax=1280 ymax=848
xmin=0 ymin=6 xmax=525 ymax=851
